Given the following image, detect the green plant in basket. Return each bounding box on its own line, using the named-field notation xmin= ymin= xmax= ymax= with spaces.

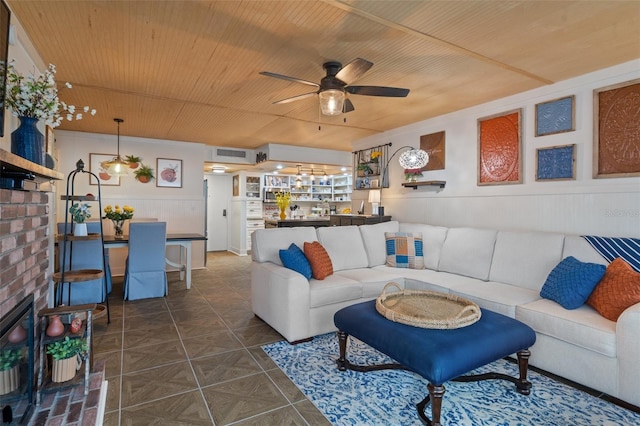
xmin=46 ymin=336 xmax=88 ymax=361
xmin=0 ymin=349 xmax=21 ymax=371
xmin=134 ymin=164 xmax=155 ymax=183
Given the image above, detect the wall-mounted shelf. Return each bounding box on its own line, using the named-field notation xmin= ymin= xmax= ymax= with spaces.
xmin=402 ymin=180 xmax=446 ymax=189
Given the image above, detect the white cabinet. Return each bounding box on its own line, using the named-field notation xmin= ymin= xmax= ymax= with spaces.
xmin=229 ymin=199 xmax=264 ymax=256
xmin=233 ymin=172 xmax=262 ymax=199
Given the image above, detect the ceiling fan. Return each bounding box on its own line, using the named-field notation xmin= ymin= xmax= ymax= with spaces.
xmin=259 ymin=58 xmax=410 ymax=116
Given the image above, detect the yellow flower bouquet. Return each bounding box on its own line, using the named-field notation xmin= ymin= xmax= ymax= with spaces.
xmin=103 ymin=205 xmax=134 ymax=238
xmin=274 ymin=192 xmax=291 ymax=219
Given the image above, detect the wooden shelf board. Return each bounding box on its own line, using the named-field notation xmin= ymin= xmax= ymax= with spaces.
xmin=401 ymin=180 xmax=446 ymax=189
xmin=52 ymin=269 xmax=104 ymax=283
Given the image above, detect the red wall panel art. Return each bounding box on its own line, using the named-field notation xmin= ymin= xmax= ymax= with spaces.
xmin=478 ymin=109 xmax=522 ymax=185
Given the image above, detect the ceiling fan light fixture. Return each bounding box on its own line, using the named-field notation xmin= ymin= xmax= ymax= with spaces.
xmin=319 ymin=89 xmax=345 ymax=116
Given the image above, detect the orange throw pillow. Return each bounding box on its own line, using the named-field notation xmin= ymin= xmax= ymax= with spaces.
xmin=587 ymin=258 xmax=640 ymax=321
xmin=303 ymin=241 xmax=333 ymax=280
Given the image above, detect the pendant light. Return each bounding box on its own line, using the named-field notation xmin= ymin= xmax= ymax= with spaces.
xmin=295 ymin=165 xmax=303 ymax=189
xmin=103 ymin=118 xmax=129 ymax=177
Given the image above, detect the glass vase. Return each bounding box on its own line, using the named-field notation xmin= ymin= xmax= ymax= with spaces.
xmin=11 ymin=116 xmax=45 ymax=165
xmin=112 ymin=220 xmax=125 ymax=239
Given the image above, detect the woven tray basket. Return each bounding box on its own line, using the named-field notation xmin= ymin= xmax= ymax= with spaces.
xmin=376 ymin=282 xmax=482 ymax=329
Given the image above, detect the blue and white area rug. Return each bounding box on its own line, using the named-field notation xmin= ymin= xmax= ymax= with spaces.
xmin=262 ymin=333 xmax=640 ymax=425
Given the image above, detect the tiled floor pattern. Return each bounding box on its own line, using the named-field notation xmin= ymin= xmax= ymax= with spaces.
xmin=97 ymin=252 xmax=330 ymax=425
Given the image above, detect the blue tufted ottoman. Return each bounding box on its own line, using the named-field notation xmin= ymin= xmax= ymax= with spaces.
xmin=334 ymin=300 xmax=537 ymax=425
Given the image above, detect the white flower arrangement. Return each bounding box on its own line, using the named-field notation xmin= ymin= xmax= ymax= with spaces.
xmin=4 ymin=61 xmax=96 ymax=127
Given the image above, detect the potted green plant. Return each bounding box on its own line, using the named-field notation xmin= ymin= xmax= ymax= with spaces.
xmin=125 ymin=155 xmax=142 ymax=169
xmin=357 ymin=163 xmax=373 ymax=176
xmin=69 ymin=202 xmax=91 ymax=236
xmin=134 ymin=164 xmax=155 ymax=183
xmin=46 ymin=337 xmax=88 ymax=383
xmin=0 ymin=348 xmax=22 ymax=395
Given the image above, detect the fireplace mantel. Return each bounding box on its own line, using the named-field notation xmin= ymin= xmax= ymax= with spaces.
xmin=0 ymin=148 xmax=63 ymax=190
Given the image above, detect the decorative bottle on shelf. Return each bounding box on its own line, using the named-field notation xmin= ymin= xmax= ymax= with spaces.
xmin=46 ymin=315 xmax=65 ymax=337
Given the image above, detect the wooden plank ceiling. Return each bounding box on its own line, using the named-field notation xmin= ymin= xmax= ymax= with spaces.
xmin=7 ymin=0 xmax=640 ymax=152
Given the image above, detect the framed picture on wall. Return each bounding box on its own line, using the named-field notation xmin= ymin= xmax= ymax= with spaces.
xmin=89 ymin=153 xmax=120 ymax=186
xmin=535 ymin=95 xmax=575 ymax=137
xmin=593 ymin=79 xmax=640 ymax=178
xmin=536 ymin=144 xmax=576 ymax=181
xmin=156 ymin=158 xmax=182 ymax=187
xmin=477 ymin=109 xmax=522 ymax=186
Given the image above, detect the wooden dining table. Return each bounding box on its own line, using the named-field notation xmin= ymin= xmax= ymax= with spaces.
xmin=103 ymin=233 xmax=207 ymax=289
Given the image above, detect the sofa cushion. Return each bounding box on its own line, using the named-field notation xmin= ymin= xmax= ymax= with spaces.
xmin=309 ymin=275 xmax=362 ymax=308
xmin=562 ymin=235 xmax=609 ymax=265
xmin=317 ymin=226 xmax=369 ymax=271
xmin=252 ymin=227 xmax=318 ymax=265
xmin=517 ymin=299 xmax=616 ymax=357
xmin=385 ymin=232 xmax=424 ymax=269
xmin=279 ymin=243 xmax=312 ymax=279
xmin=359 ymin=221 xmax=400 ymax=267
xmin=438 ymin=227 xmax=497 ymax=280
xmin=539 ymin=256 xmax=606 ymax=309
xmin=489 ymin=230 xmax=565 ymax=291
xmin=399 ymin=223 xmax=448 ymax=270
xmin=304 ymin=241 xmax=333 ymax=280
xmin=450 ymin=280 xmax=540 ymax=318
xmin=587 ymin=258 xmax=640 ymax=321
xmin=334 ymin=268 xmax=406 ymax=298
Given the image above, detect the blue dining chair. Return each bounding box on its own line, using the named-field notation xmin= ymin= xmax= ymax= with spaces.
xmin=57 ymin=221 xmax=112 ymax=305
xmin=123 ymin=222 xmax=168 ymax=300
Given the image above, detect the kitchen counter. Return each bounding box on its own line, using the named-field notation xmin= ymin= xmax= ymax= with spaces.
xmin=264 ymin=217 xmax=331 ymax=228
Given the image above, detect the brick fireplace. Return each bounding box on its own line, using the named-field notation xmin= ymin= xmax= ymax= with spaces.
xmin=0 ymin=188 xmax=51 ymax=318
xmin=0 ymin=187 xmax=51 ymax=422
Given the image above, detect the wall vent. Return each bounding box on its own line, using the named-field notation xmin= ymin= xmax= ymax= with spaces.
xmin=216 ymin=148 xmax=246 ymax=158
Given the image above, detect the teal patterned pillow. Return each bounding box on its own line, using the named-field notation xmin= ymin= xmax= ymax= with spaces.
xmin=540 ymin=256 xmax=606 ymax=309
xmin=279 ymin=243 xmax=312 ymax=279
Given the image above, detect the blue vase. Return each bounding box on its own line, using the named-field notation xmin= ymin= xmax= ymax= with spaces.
xmin=11 ymin=116 xmax=45 ymax=165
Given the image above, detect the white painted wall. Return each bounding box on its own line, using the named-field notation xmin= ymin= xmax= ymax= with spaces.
xmin=352 ymin=60 xmax=640 ymax=237
xmin=54 ymin=130 xmax=207 ymax=273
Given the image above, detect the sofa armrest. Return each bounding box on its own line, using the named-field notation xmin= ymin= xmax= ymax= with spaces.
xmin=616 ymin=301 xmax=640 ymax=407
xmin=251 ymin=261 xmax=311 ymax=343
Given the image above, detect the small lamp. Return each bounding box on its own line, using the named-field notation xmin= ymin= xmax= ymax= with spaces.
xmin=319 ymin=89 xmax=345 ymax=116
xmin=368 ymin=190 xmax=381 ymax=215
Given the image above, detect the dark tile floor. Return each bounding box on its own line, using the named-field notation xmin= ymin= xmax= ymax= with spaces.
xmin=96 ymin=252 xmax=330 ymax=426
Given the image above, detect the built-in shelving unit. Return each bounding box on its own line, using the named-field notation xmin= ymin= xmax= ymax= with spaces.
xmin=263 ymin=174 xmax=352 ymax=203
xmin=401 ymin=180 xmax=446 ymax=189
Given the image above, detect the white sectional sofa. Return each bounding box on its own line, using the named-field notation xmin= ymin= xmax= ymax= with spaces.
xmin=250 ymin=221 xmax=640 ymax=407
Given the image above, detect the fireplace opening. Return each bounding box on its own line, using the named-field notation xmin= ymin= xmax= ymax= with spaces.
xmin=0 ymin=294 xmax=35 ymax=424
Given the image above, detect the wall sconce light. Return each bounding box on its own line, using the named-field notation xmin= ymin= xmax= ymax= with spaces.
xmin=295 ymin=165 xmax=303 ymax=188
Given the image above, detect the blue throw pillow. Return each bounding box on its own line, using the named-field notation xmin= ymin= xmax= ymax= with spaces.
xmin=540 ymin=256 xmax=606 ymax=309
xmin=279 ymin=243 xmax=312 ymax=279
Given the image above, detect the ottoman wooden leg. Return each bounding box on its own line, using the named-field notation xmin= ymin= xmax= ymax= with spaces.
xmin=417 ymin=383 xmax=445 ymax=426
xmin=337 ymin=331 xmax=349 ymax=371
xmin=516 ymin=349 xmax=532 ymax=395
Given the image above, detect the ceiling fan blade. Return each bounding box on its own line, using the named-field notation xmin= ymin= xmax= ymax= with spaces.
xmin=335 ymin=58 xmax=373 ymax=84
xmin=346 ymin=85 xmax=410 ymax=97
xmin=273 ymin=91 xmax=318 ymax=105
xmin=259 ymin=71 xmax=320 ymax=88
xmin=342 ymin=98 xmax=355 ymax=113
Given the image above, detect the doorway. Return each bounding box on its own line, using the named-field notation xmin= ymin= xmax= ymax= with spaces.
xmin=205 ymin=174 xmax=232 ymax=251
